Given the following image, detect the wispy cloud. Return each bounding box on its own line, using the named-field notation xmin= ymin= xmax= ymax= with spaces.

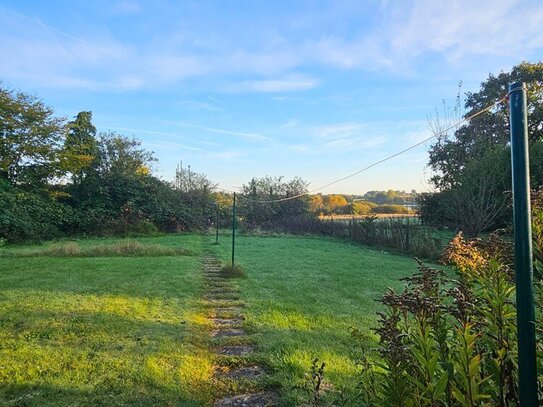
xmin=0 ymin=5 xmax=122 ymax=57
xmin=165 ymin=121 xmax=273 ymax=142
xmin=224 ymin=75 xmax=319 ymax=93
xmin=146 ymin=140 xmax=207 ymax=152
xmin=2 ymin=0 xmax=541 ymax=92
xmin=279 ymin=119 xmax=300 ymax=129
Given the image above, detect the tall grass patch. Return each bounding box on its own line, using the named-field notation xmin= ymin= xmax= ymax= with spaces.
xmin=1 ymin=239 xmax=194 ymax=257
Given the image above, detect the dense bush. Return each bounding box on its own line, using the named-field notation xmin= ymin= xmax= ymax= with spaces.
xmin=0 ymin=181 xmax=74 ymax=242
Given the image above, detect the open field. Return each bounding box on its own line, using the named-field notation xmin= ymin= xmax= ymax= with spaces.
xmin=1 ymin=232 xmax=429 ymax=405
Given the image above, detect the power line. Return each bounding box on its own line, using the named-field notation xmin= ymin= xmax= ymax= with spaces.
xmin=232 ymin=94 xmax=508 ymax=204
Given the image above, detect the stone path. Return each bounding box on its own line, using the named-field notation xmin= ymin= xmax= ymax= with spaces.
xmin=201 ymin=255 xmax=278 ymax=407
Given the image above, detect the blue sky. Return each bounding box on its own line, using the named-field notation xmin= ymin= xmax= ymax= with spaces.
xmin=1 ymin=0 xmax=542 ymax=194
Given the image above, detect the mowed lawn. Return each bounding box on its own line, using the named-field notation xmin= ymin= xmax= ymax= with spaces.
xmin=0 ymin=232 xmax=426 ymax=406
xmin=211 ymin=234 xmax=423 ymax=405
xmin=0 ymin=234 xmax=216 ymax=406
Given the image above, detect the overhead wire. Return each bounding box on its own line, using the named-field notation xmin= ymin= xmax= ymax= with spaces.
xmin=227 ymin=93 xmax=509 ymax=204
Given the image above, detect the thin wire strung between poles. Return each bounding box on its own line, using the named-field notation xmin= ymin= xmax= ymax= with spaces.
xmin=223 ymin=93 xmax=509 ymax=204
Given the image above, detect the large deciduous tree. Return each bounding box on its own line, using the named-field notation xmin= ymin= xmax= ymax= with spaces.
xmin=423 ymin=61 xmax=543 ymax=235
xmin=429 ymin=61 xmax=543 ymax=190
xmin=0 ymin=86 xmax=65 ymax=187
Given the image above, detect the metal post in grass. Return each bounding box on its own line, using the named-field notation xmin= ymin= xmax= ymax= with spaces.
xmin=215 ymin=202 xmax=220 ymax=244
xmin=509 ymin=81 xmax=538 ymax=406
xmin=231 ymin=192 xmax=236 ymax=270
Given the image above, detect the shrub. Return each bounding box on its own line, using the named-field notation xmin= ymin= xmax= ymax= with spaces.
xmin=0 ymin=182 xmax=74 ymax=242
xmin=351 ymin=202 xmax=373 ymax=215
xmin=351 ymin=233 xmax=520 ymax=406
xmin=371 ymin=204 xmax=410 ymax=214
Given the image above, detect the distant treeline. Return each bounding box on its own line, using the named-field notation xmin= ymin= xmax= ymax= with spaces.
xmin=308 ymin=193 xmax=414 ymax=216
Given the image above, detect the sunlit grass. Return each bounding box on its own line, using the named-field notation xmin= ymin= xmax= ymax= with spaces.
xmin=0 ymin=234 xmax=218 ymax=406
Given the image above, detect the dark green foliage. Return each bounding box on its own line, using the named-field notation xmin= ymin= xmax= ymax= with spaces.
xmin=0 ymin=84 xmax=218 ymax=242
xmin=0 ymin=180 xmax=73 ymax=242
xmin=423 ymin=62 xmax=543 ymax=235
xmin=0 ymin=86 xmax=66 ymax=186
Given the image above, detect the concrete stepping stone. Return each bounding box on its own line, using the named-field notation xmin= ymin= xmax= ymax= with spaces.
xmin=217 ymin=344 xmax=254 ymax=356
xmin=213 ymin=391 xmax=278 ymax=407
xmin=213 ymin=307 xmax=244 ymax=317
xmin=211 ymin=328 xmax=246 ymax=338
xmin=207 ymin=286 xmax=238 ymax=293
xmin=215 ymin=365 xmax=266 ymax=380
xmin=204 ymin=294 xmax=241 ymax=301
xmin=210 ymin=317 xmax=244 ymax=326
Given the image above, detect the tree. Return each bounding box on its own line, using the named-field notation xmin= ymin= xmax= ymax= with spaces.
xmin=0 ymin=86 xmax=65 ymax=186
xmin=325 ymin=194 xmax=348 ymax=212
xmin=423 ymin=62 xmax=543 ymax=235
xmin=97 ymin=132 xmax=156 ymax=176
xmin=62 ymin=111 xmax=99 ymax=183
xmin=309 ymin=194 xmax=324 ymax=214
xmin=351 ymin=202 xmax=372 ymax=215
xmin=240 ymin=176 xmax=309 ymax=225
xmin=429 ymin=61 xmax=543 ymax=189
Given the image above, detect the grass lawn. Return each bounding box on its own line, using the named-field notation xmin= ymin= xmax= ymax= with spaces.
xmin=0 ymin=232 xmax=432 ymax=406
xmin=0 ymin=233 xmax=216 ymax=406
xmin=210 ymin=233 xmax=425 ymax=405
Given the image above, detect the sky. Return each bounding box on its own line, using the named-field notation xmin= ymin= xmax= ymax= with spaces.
xmin=1 ymin=0 xmax=542 ymax=195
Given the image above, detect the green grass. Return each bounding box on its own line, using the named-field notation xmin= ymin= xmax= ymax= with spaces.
xmin=0 ymin=232 xmax=432 ymax=406
xmin=0 ymin=233 xmax=217 ymax=406
xmin=210 ymin=233 xmax=424 ymax=405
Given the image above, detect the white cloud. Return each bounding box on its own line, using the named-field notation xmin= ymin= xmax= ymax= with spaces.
xmin=387 ymin=0 xmax=543 ymax=61
xmin=1 ymin=0 xmax=542 ymax=92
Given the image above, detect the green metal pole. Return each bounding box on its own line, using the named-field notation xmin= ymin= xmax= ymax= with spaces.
xmin=231 ymin=192 xmax=236 ymax=270
xmin=509 ymin=81 xmax=538 ymax=406
xmin=215 ymin=203 xmax=219 ymax=244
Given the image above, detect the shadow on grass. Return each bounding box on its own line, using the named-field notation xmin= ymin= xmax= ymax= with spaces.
xmin=1 ymin=381 xmax=205 ymax=407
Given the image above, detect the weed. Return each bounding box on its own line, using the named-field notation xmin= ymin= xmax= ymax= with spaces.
xmin=44 ymin=242 xmax=83 ymax=256
xmin=295 ymin=358 xmax=327 ymax=406
xmin=220 ymin=263 xmax=247 ymax=278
